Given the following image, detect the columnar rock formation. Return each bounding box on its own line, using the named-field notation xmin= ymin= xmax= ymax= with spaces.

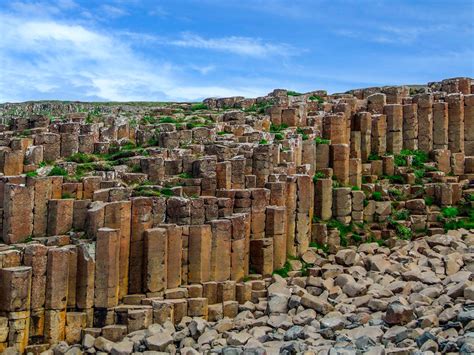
xmin=0 ymin=77 xmax=473 ymax=354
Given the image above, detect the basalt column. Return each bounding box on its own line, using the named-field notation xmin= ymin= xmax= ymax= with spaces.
xmin=384 ymin=104 xmax=403 ymax=155
xmin=129 ymin=197 xmax=153 ymax=294
xmin=447 ymin=93 xmax=464 ymax=153
xmin=465 ymin=94 xmax=474 ymax=155
xmin=433 ymin=102 xmax=449 ymax=150
xmin=0 ymin=267 xmax=32 ymax=353
xmin=414 ymin=94 xmax=434 ymax=153
xmin=403 ymin=104 xmax=418 ymax=151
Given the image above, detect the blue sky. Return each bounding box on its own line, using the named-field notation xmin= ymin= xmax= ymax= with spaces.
xmin=0 ymin=0 xmax=473 ymax=102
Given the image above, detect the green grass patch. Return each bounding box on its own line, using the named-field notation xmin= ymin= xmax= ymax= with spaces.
xmin=22 ymin=235 xmax=34 ymax=243
xmin=388 ymin=188 xmax=403 ymax=199
xmin=274 ymin=133 xmax=284 ymax=141
xmin=296 ymin=127 xmax=309 ymax=140
xmin=158 ymin=116 xmax=177 ymax=124
xmin=179 ymin=172 xmax=193 ymax=179
xmin=185 ymin=122 xmax=206 ymax=129
xmin=351 ymin=234 xmax=362 ymax=244
xmin=244 ymin=100 xmax=274 ymax=114
xmin=386 ymin=175 xmax=405 ymax=184
xmin=131 ymin=164 xmax=142 ymax=173
xmin=313 ymin=171 xmax=326 ymax=183
xmin=395 ymin=149 xmax=428 ymax=168
xmin=327 ymin=219 xmax=353 ymax=239
xmin=147 ymin=137 xmax=159 ymax=146
xmin=394 ymin=155 xmax=407 ymax=167
xmin=287 ymin=90 xmax=302 ymax=96
xmin=368 ymin=153 xmax=381 ymax=161
xmin=191 ymin=103 xmax=208 ymax=111
xmin=160 ymin=187 xmax=174 ymax=196
xmin=308 ymin=95 xmax=324 ymax=103
xmin=134 ymin=189 xmax=162 ymax=197
xmin=394 ymin=209 xmax=409 ymax=221
xmin=315 ymin=136 xmax=330 ymax=145
xmin=26 ymin=171 xmax=38 ymax=178
xmin=48 ymin=166 xmax=68 ymax=177
xmin=372 ymin=191 xmax=383 ymax=201
xmin=273 ymin=261 xmax=292 ymax=278
xmin=442 ymin=206 xmax=459 ymax=219
xmin=388 ymin=216 xmax=412 ymax=240
xmin=309 ymin=241 xmax=329 ymax=254
xmin=270 ymin=123 xmax=288 ymax=133
xmin=424 ymin=196 xmax=434 ymax=206
xmin=142 ymin=115 xmax=158 ymax=125
xmin=67 ymin=152 xmax=96 ymax=164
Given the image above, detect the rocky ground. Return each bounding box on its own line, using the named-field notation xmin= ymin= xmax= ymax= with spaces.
xmin=25 ymin=231 xmax=473 ymax=355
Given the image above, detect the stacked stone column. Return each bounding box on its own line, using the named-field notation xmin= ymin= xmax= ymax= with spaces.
xmin=3 ymin=183 xmax=33 ymax=244
xmin=301 ymin=140 xmax=316 ymax=175
xmin=323 ymin=114 xmax=347 ymax=144
xmin=414 ymin=94 xmax=434 ymax=153
xmin=76 ymin=244 xmax=95 ymax=327
xmin=144 ymin=228 xmax=168 ymax=295
xmin=0 ymin=266 xmax=32 ymax=353
xmin=44 ymin=248 xmax=69 ymax=344
xmin=209 ymin=219 xmax=231 ymax=281
xmin=447 ymin=94 xmax=464 ymax=153
xmin=193 ymin=156 xmax=217 ymax=196
xmin=104 ymin=201 xmax=131 ymax=299
xmin=371 ymin=114 xmax=387 ymax=156
xmin=129 ymin=197 xmax=153 ymax=294
xmin=27 ymin=177 xmax=53 ymax=237
xmin=295 ymin=175 xmax=313 ymax=255
xmin=252 ymin=145 xmax=273 ymax=187
xmin=188 ymin=224 xmax=212 ymax=283
xmin=433 ymin=102 xmax=449 ymax=150
xmin=333 ymin=187 xmax=352 ymax=224
xmin=285 ymin=176 xmax=297 ymax=256
xmin=94 ymin=228 xmax=120 ymax=327
xmin=250 ymin=189 xmax=270 ymax=239
xmin=331 ymin=144 xmax=350 ymax=185
xmin=353 ymin=112 xmax=372 ymax=161
xmin=230 ymin=157 xmax=245 ymax=189
xmin=226 ymin=214 xmax=248 ymax=281
xmin=216 ymin=161 xmax=231 ymax=190
xmin=403 ymin=104 xmax=418 ymax=150
xmin=384 ymin=104 xmax=403 ymax=154
xmin=265 ymin=206 xmax=287 ymax=269
xmin=23 ymin=244 xmax=47 ymax=339
xmin=47 ymin=199 xmax=73 ymax=236
xmin=464 ymin=95 xmax=474 ymax=155
xmin=161 ymin=224 xmax=182 ymax=289
xmin=314 ymin=178 xmax=332 ymax=222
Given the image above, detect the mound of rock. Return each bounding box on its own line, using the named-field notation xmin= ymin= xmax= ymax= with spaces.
xmin=14 ymin=231 xmax=472 ymax=355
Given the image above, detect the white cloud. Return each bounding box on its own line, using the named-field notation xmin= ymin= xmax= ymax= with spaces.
xmin=100 ymin=4 xmax=128 ymax=18
xmin=148 ymin=6 xmax=169 ymax=17
xmin=57 ymin=0 xmax=78 ymax=9
xmin=8 ymin=0 xmax=62 ymax=16
xmin=189 ymin=64 xmax=216 ymax=75
xmin=0 ymin=13 xmax=271 ymax=102
xmin=335 ymin=24 xmax=453 ymax=45
xmin=119 ymin=31 xmax=294 ymax=58
xmin=169 ymin=33 xmax=291 ymax=57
